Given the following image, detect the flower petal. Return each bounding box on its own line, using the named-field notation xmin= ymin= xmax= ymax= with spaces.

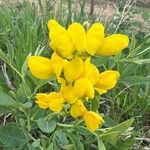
xmin=87 ymin=23 xmax=105 ymax=55
xmin=68 ymin=23 xmax=86 ymax=53
xmin=95 ymin=70 xmax=120 ymax=94
xmin=48 ymin=20 xmax=74 ymax=58
xmin=96 ymin=34 xmax=129 ymax=56
xmin=61 ymin=85 xmax=77 ymax=104
xmin=50 ymin=34 xmax=74 ymax=58
xmin=51 ymin=53 xmax=68 ymax=77
xmin=48 ymin=19 xmax=66 ymax=39
xmin=35 ymin=93 xmax=49 ymax=109
xmin=64 ymin=56 xmax=83 ymax=82
xmin=70 ymin=100 xmax=87 ymax=118
xmin=74 ymin=77 xmax=95 ymax=99
xmin=28 ymin=56 xmax=53 ymax=79
xmin=47 ymin=92 xmax=65 ymax=112
xmin=83 ymin=58 xmax=99 ymax=85
xmin=83 ymin=111 xmax=104 ymax=131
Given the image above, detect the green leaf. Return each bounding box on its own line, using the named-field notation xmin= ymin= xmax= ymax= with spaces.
xmin=21 ymin=53 xmax=31 ymax=78
xmin=120 ymin=76 xmax=150 ymax=85
xmin=16 ymin=82 xmax=31 ymax=100
xmin=98 ymin=139 xmax=106 ymax=150
xmin=37 ymin=118 xmax=56 ymax=133
xmin=135 ymin=46 xmax=150 ymax=57
xmin=47 ymin=142 xmax=54 ymax=150
xmin=130 ymin=59 xmax=150 ymax=64
xmin=0 ymin=49 xmax=10 ymax=65
xmin=65 ymin=131 xmax=84 ymax=150
xmin=0 ymin=91 xmax=17 ymax=107
xmin=32 ymin=139 xmax=40 ymax=148
xmin=55 ymin=130 xmax=69 ymax=148
xmin=23 ymin=101 xmax=33 ymax=108
xmin=63 ymin=144 xmax=74 ymax=150
xmin=75 ymin=126 xmax=91 ymax=136
xmin=100 ymin=131 xmax=121 ymax=145
xmin=27 ymin=144 xmax=38 ymax=150
xmin=99 ymin=118 xmax=134 ymax=145
xmin=129 ymin=33 xmax=136 ymax=51
xmin=30 ymin=105 xmax=46 ymax=120
xmin=109 ymin=137 xmax=135 ymax=150
xmin=91 ymin=95 xmax=100 ymax=111
xmin=105 ymin=118 xmax=134 ymax=134
xmin=0 ymin=123 xmax=27 ymax=148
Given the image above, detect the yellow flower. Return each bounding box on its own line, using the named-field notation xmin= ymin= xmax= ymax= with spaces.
xmin=48 ymin=20 xmax=74 ymax=58
xmin=68 ymin=23 xmax=87 ymax=53
xmin=83 ymin=57 xmax=99 ymax=85
xmin=70 ymin=100 xmax=87 ymax=118
xmin=83 ymin=111 xmax=105 ymax=131
xmin=86 ymin=23 xmax=105 ymax=55
xmin=50 ymin=53 xmax=68 ymax=77
xmin=35 ymin=93 xmax=49 ymax=109
xmin=47 ymin=92 xmax=65 ymax=112
xmin=35 ymin=92 xmax=65 ymax=112
xmin=57 ymin=77 xmax=67 ymax=86
xmin=96 ymin=34 xmax=129 ymax=56
xmin=67 ymin=22 xmax=104 ymax=55
xmin=48 ymin=20 xmax=129 ymax=56
xmin=74 ymin=77 xmax=95 ymax=99
xmin=95 ymin=70 xmax=120 ymax=94
xmin=61 ymin=85 xmax=77 ymax=104
xmin=70 ymin=100 xmax=105 ymax=131
xmin=28 ymin=56 xmax=53 ymax=79
xmin=48 ymin=19 xmax=66 ymax=39
xmin=64 ymin=56 xmax=83 ymax=82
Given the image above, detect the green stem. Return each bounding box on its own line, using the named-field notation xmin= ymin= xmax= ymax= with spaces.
xmin=57 ymin=123 xmax=74 ymax=128
xmin=9 ymin=64 xmax=24 ymax=81
xmin=19 ymin=108 xmax=31 ymax=131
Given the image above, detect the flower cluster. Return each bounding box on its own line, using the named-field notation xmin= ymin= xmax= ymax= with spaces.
xmin=28 ymin=20 xmax=129 ymax=131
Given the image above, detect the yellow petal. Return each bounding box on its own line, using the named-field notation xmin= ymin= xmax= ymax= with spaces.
xmin=28 ymin=56 xmax=53 ymax=79
xmin=48 ymin=19 xmax=66 ymax=39
xmin=57 ymin=77 xmax=67 ymax=86
xmin=61 ymin=85 xmax=77 ymax=104
xmin=50 ymin=34 xmax=74 ymax=58
xmin=48 ymin=20 xmax=74 ymax=58
xmin=35 ymin=93 xmax=49 ymax=109
xmin=95 ymin=88 xmax=107 ymax=95
xmin=47 ymin=92 xmax=65 ymax=112
xmin=70 ymin=100 xmax=87 ymax=118
xmin=51 ymin=53 xmax=68 ymax=77
xmin=68 ymin=23 xmax=86 ymax=53
xmin=83 ymin=58 xmax=99 ymax=85
xmin=95 ymin=70 xmax=120 ymax=94
xmin=74 ymin=77 xmax=95 ymax=99
xmin=48 ymin=19 xmax=64 ymax=30
xmin=83 ymin=111 xmax=104 ymax=131
xmin=96 ymin=34 xmax=129 ymax=56
xmin=64 ymin=56 xmax=83 ymax=82
xmin=87 ymin=23 xmax=105 ymax=55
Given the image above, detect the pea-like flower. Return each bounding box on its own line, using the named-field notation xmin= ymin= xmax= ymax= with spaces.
xmin=64 ymin=56 xmax=83 ymax=82
xmin=28 ymin=19 xmax=129 ymax=132
xmin=48 ymin=19 xmax=129 ymax=57
xmin=95 ymin=70 xmax=120 ymax=94
xmin=48 ymin=20 xmax=74 ymax=58
xmin=70 ymin=100 xmax=104 ymax=131
xmin=36 ymin=92 xmax=65 ymax=112
xmin=28 ymin=53 xmax=67 ymax=79
xmin=28 ymin=56 xmax=53 ymax=79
